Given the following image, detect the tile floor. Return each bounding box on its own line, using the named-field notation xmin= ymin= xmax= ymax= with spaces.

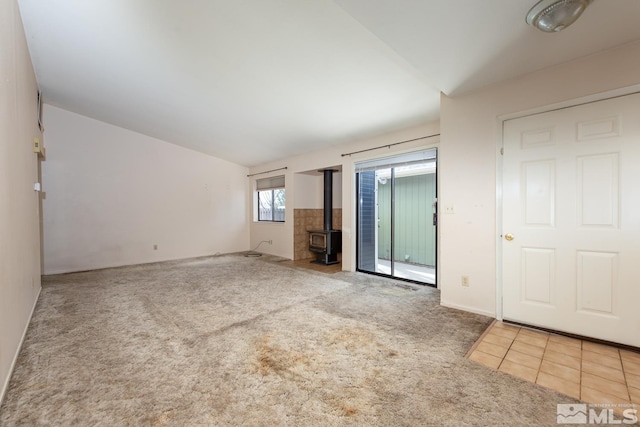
xmin=468 ymin=321 xmax=640 ymax=409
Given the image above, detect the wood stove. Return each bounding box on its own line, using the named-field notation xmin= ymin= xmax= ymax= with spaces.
xmin=308 ymin=169 xmax=342 ymax=265
xmin=308 ymin=229 xmax=342 ymax=265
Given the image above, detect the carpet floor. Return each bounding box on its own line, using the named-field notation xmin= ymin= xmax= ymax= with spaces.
xmin=0 ymin=254 xmax=579 ymax=426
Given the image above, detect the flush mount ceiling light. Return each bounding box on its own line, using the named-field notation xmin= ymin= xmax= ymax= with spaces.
xmin=526 ymin=0 xmax=594 ymax=32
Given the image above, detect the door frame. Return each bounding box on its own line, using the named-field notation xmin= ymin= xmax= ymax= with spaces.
xmin=354 ymin=148 xmax=439 ymax=287
xmin=495 ymin=84 xmax=640 ymax=322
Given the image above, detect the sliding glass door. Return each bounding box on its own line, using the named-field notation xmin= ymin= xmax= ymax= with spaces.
xmin=356 ymin=149 xmax=437 ymax=285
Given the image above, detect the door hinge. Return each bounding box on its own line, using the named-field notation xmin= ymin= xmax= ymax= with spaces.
xmin=500 ymin=147 xmax=504 ymax=155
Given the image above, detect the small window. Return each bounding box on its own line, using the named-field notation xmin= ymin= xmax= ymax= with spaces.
xmin=258 ymin=188 xmax=285 ymax=222
xmin=256 ymin=175 xmax=285 ymax=222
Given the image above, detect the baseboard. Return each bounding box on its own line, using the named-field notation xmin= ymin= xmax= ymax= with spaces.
xmin=0 ymin=285 xmax=41 ymax=406
xmin=440 ymin=300 xmax=495 ymax=318
xmin=43 ymin=252 xmax=234 ymax=275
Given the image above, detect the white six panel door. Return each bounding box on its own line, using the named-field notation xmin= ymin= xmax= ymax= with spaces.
xmin=502 ymin=93 xmax=640 ymax=347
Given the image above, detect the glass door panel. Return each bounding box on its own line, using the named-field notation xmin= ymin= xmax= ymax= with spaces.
xmin=357 ymin=168 xmax=391 ymax=275
xmin=392 ymin=164 xmax=436 ymax=284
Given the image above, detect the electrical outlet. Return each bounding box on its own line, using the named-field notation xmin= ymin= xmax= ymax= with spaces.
xmin=268 ymin=240 xmax=273 ymax=245
xmin=461 ymin=276 xmax=470 ymax=287
xmin=444 ymin=205 xmax=455 ymax=214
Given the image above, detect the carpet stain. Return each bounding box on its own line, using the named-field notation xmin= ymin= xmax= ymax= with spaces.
xmin=149 ymin=408 xmax=175 ymax=426
xmin=341 ymin=405 xmax=358 ymax=416
xmin=254 ymin=335 xmax=311 ymax=377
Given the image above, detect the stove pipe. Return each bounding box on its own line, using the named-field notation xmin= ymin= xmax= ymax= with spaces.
xmin=322 ymin=169 xmax=336 ymax=231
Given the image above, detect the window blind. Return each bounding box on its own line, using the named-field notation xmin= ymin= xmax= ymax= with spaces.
xmin=256 ymin=175 xmax=285 ymax=191
xmin=354 ymin=149 xmax=437 ymax=173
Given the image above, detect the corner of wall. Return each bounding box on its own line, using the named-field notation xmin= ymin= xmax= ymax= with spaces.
xmin=0 ymin=0 xmax=44 ymax=406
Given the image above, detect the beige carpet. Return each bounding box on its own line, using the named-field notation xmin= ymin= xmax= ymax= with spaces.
xmin=0 ymin=254 xmax=578 ymax=426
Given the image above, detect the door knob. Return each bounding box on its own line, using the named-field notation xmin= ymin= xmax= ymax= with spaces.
xmin=505 ymin=233 xmax=514 ymax=241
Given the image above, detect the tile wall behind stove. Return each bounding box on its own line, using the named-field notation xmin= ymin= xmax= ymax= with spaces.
xmin=293 ymin=209 xmax=342 ymax=260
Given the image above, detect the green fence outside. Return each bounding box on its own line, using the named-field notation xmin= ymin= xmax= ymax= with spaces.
xmin=377 ymin=173 xmax=436 ymax=266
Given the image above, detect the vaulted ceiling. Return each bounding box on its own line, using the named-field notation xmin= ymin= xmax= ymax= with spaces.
xmin=17 ymin=0 xmax=640 ymax=166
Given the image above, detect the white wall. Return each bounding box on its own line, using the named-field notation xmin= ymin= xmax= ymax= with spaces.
xmin=293 ymin=173 xmax=321 ymax=209
xmin=439 ymin=40 xmax=640 ymax=317
xmin=0 ymin=0 xmax=43 ymax=404
xmin=42 ymin=105 xmax=250 ymax=274
xmin=293 ymin=172 xmax=343 ymax=210
xmin=249 ymin=123 xmax=440 ymax=264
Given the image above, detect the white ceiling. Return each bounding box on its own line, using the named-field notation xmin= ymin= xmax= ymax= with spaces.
xmin=17 ymin=0 xmax=640 ymax=167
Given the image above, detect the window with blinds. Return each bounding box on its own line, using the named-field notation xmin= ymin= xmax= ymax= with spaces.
xmin=256 ymin=175 xmax=285 ymax=222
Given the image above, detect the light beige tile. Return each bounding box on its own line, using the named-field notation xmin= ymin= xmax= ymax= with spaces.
xmin=582 ymin=372 xmax=630 ymax=401
xmin=520 ymin=327 xmax=549 ymax=338
xmin=626 ymin=373 xmax=640 ymax=390
xmin=539 ymin=359 xmax=581 ymax=384
xmin=581 ymin=360 xmax=626 ymax=384
xmin=536 ymin=371 xmax=580 ymax=399
xmin=629 ymin=387 xmax=640 ymax=405
xmin=475 ymin=341 xmax=509 ymax=359
xmin=582 ymin=341 xmax=620 ymax=359
xmin=469 ymin=350 xmax=502 ymax=369
xmin=546 ymin=341 xmax=582 ymax=359
xmin=622 ymin=359 xmax=640 ymax=376
xmin=504 ymin=349 xmax=542 ymax=370
xmin=492 ymin=322 xmax=520 ymax=333
xmin=510 ymin=340 xmax=545 ymax=359
xmin=518 ymin=328 xmax=549 ymax=339
xmin=515 ymin=331 xmax=549 ymax=349
xmin=483 ymin=333 xmax=515 ymax=348
xmin=582 ymin=349 xmax=622 ymax=371
xmin=489 ymin=326 xmax=519 ymax=340
xmin=499 ymin=359 xmax=538 ymax=382
xmin=548 ymin=334 xmax=582 ymax=349
xmin=543 ymin=349 xmax=581 ymax=370
xmin=581 ymin=385 xmax=630 ymax=406
xmin=621 ymin=350 xmax=640 ymax=365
